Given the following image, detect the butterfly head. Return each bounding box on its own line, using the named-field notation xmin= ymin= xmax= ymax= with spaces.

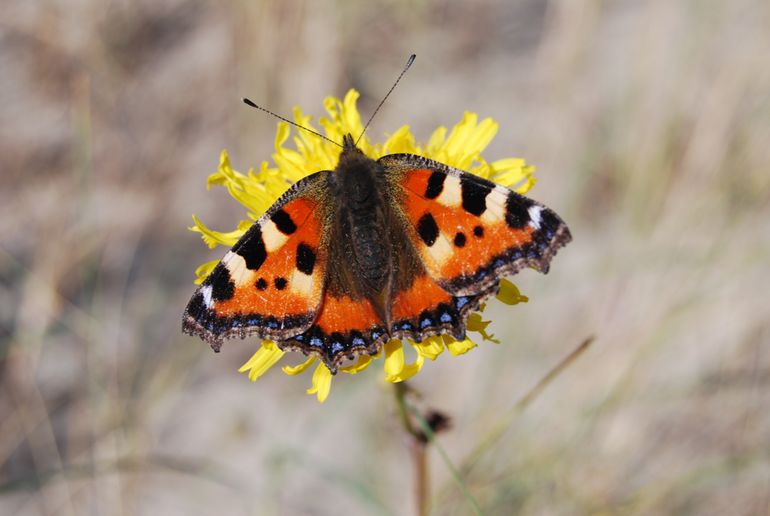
xmin=341 ymin=133 xmax=358 ymax=151
xmin=336 ymin=133 xmax=377 ymax=176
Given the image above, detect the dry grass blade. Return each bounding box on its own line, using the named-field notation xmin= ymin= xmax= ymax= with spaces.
xmin=460 ymin=336 xmax=595 ymax=476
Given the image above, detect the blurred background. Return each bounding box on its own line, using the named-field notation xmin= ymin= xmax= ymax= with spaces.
xmin=2 ymin=0 xmax=769 ymax=514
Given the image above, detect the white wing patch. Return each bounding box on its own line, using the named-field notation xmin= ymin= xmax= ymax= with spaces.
xmin=200 ymin=285 xmax=213 ymax=308
xmin=528 ymin=205 xmax=543 ymax=230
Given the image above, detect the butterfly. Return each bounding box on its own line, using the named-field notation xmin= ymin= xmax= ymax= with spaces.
xmin=182 ymin=128 xmax=571 ymax=373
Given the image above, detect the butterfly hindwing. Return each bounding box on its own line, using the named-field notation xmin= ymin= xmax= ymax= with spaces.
xmin=380 ymin=153 xmax=572 ymax=296
xmin=389 ymin=272 xmax=494 ymax=342
xmin=183 ymin=171 xmax=331 ymax=349
xmin=278 ymin=293 xmax=388 ymax=372
xmin=279 ymin=272 xmax=493 ymax=373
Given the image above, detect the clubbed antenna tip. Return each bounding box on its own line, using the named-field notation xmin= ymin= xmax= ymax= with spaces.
xmin=355 ymin=54 xmax=416 ymax=146
xmin=241 ymin=97 xmax=342 ymax=148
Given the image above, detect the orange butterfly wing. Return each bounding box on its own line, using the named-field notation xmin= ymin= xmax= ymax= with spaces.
xmin=182 ymin=172 xmax=330 ymax=349
xmin=381 ymin=154 xmax=571 ymax=296
xmin=278 ymin=273 xmax=493 ymax=372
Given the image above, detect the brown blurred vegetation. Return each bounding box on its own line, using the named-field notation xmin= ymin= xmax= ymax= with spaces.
xmin=1 ymin=1 xmax=769 ymax=515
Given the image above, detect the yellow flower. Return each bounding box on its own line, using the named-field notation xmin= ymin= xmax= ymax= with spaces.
xmin=191 ymin=89 xmax=535 ymax=402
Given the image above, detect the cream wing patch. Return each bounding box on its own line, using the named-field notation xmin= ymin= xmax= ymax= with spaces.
xmin=436 ymin=175 xmax=462 ymax=207
xmin=261 ymin=220 xmax=290 ymax=252
xmin=479 ymin=185 xmax=509 ymax=224
xmin=223 ymin=251 xmax=254 ymax=286
xmin=290 ymin=269 xmax=315 ymax=297
xmin=424 ymin=232 xmax=454 ymax=266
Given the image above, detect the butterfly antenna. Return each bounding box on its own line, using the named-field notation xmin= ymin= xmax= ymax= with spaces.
xmin=242 ymin=98 xmax=343 ymax=148
xmin=355 ymin=54 xmax=416 ymax=146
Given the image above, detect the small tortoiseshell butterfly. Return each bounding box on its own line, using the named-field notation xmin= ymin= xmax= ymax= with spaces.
xmin=183 ymin=61 xmax=571 ymax=373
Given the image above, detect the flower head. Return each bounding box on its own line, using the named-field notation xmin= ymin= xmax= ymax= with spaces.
xmin=191 ymin=90 xmax=535 ymax=402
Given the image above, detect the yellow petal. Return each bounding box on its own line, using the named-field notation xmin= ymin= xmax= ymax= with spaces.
xmin=381 ymin=125 xmax=416 ymax=156
xmin=274 ymin=121 xmax=291 ymax=151
xmin=320 ymin=91 xmax=369 ymax=155
xmin=306 ymin=363 xmax=333 ymax=403
xmin=341 ymin=90 xmax=366 ymax=142
xmin=218 ymin=148 xmax=231 ymax=170
xmin=445 ymin=335 xmax=477 ymax=356
xmin=412 ymin=336 xmax=445 ymax=360
xmin=490 ymin=159 xmax=537 ymax=194
xmin=292 ymin=108 xmax=324 ymax=160
xmin=189 ymin=215 xmax=248 ymax=249
xmin=385 ymin=349 xmax=424 ymax=383
xmin=340 ymin=353 xmax=376 ymax=374
xmin=273 ymin=150 xmax=312 ymax=182
xmin=232 ymin=180 xmax=280 ymax=216
xmin=206 ymin=149 xmax=243 ymax=188
xmin=463 ymin=117 xmax=498 ymax=156
xmin=205 ymin=153 xmax=275 ymax=215
xmin=425 ymin=126 xmax=447 ymax=154
xmin=497 ymin=279 xmax=529 ymax=305
xmin=282 ymin=356 xmax=316 ymax=375
xmin=441 ymin=113 xmax=499 ymax=170
xmin=445 ymin=112 xmax=477 ymax=149
xmin=513 ymin=174 xmax=537 ymax=195
xmin=238 ymin=341 xmax=285 ymax=381
xmin=467 ymin=313 xmax=500 ymax=344
xmin=193 ymin=259 xmax=219 ymax=285
xmin=468 ymin=158 xmax=493 ymax=181
xmin=383 ymin=340 xmax=405 ymax=377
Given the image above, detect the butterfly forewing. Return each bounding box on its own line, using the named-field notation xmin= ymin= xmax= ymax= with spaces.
xmin=183 ymin=171 xmax=331 ymax=348
xmin=380 ymin=153 xmax=572 ymax=296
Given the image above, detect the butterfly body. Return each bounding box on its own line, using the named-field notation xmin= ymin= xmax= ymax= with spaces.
xmin=183 ymin=134 xmax=571 ymax=372
xmin=326 ymin=135 xmax=399 ymax=314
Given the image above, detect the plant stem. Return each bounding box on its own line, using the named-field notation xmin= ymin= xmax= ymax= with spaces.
xmin=393 ymin=382 xmax=428 ymax=516
xmin=412 ymin=439 xmax=428 ymax=516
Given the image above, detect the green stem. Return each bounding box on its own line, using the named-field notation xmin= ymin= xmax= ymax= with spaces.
xmin=393 ymin=382 xmax=416 ymax=436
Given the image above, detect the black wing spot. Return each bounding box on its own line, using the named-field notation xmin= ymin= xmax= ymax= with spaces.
xmin=274 ymin=277 xmax=288 ymax=290
xmin=208 ymin=264 xmax=235 ymax=301
xmin=296 ymin=243 xmax=316 ymax=275
xmin=271 ymin=209 xmax=297 ymax=235
xmin=235 ymin=227 xmax=268 ymax=270
xmin=256 ymin=277 xmax=268 ymax=290
xmin=538 ymin=208 xmax=562 ymax=235
xmin=425 ymin=171 xmax=445 ymax=199
xmin=417 ymin=213 xmax=440 ymax=246
xmin=505 ymin=193 xmax=533 ymax=228
xmin=461 ymin=177 xmax=491 ymax=216
xmin=473 ymin=225 xmax=484 ymax=237
xmin=453 ymin=232 xmax=467 ymax=247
